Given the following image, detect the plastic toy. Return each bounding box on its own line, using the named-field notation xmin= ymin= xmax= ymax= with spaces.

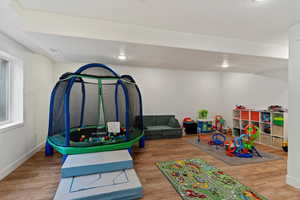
xmin=197 ymin=119 xmax=213 ymax=142
xmin=214 ymin=115 xmax=225 ymax=132
xmin=183 ymin=117 xmax=193 ymax=122
xmin=227 ymin=128 xmax=232 ymax=136
xmin=183 ymin=117 xmax=197 ymax=135
xmin=208 ymin=133 xmax=226 ymax=149
xmin=225 ymin=124 xmax=262 ymax=158
xmin=198 ymin=110 xmax=208 ymax=119
xmin=45 ymin=63 xmax=145 ymax=159
xmin=282 ymin=141 xmax=288 ymax=152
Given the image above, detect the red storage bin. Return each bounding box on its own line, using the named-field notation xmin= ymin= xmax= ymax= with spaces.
xmin=241 ymin=110 xmax=250 ymax=120
xmin=250 ymin=111 xmax=259 ymax=122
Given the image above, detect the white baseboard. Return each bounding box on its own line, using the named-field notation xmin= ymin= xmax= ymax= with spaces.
xmin=0 ymin=142 xmax=45 ymax=181
xmin=286 ymin=175 xmax=300 ymax=189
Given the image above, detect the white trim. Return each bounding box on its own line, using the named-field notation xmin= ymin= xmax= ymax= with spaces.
xmin=0 ymin=50 xmax=23 ymax=132
xmin=0 ymin=141 xmax=45 ymax=181
xmin=0 ymin=121 xmax=24 ymax=134
xmin=286 ymin=175 xmax=300 ymax=189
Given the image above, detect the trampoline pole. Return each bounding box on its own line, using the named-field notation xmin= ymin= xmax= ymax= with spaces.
xmin=45 ymin=141 xmax=54 ymax=156
xmin=128 ymin=148 xmax=133 ymax=156
xmin=139 ymin=136 xmax=145 ymax=148
xmin=61 ymin=154 xmax=68 ymax=164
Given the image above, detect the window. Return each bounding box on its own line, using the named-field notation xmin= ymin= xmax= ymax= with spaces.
xmin=0 ymin=58 xmax=9 ymax=124
xmin=0 ymin=51 xmax=23 ymax=133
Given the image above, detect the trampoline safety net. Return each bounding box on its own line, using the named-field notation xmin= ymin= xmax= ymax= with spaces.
xmin=48 ymin=63 xmax=143 ymax=148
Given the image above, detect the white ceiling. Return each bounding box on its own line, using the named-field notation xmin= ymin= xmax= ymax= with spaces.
xmin=0 ymin=0 xmax=290 ymax=74
xmin=30 ymin=33 xmax=287 ymax=73
xmin=18 ymin=0 xmax=290 ymax=46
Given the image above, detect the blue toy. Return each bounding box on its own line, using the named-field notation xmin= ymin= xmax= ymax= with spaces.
xmin=208 ymin=133 xmax=226 ymax=149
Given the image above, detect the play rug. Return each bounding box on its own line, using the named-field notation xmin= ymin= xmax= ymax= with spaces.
xmin=187 ymin=138 xmax=282 ymax=166
xmin=156 ymin=158 xmax=268 ymax=200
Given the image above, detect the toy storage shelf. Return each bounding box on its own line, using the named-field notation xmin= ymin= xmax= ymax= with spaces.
xmin=232 ymin=109 xmax=288 ymax=149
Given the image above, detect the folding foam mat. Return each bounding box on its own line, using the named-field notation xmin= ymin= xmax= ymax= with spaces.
xmin=54 ymin=169 xmax=143 ymax=200
xmin=61 ymin=150 xmax=133 ymax=178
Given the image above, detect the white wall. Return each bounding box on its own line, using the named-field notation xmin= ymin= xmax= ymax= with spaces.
xmin=0 ymin=32 xmax=53 ymax=180
xmin=54 ymin=63 xmax=222 ymax=121
xmin=54 ymin=63 xmax=288 ymax=128
xmin=54 ymin=63 xmax=288 ymax=124
xmin=287 ymin=23 xmax=300 ymax=189
xmin=220 ymin=72 xmax=288 ymax=127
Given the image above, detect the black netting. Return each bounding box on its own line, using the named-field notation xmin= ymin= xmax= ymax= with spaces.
xmin=82 ymin=82 xmax=100 ymax=126
xmin=69 ymin=81 xmax=84 ymax=129
xmin=49 ymin=81 xmax=67 ymax=137
xmin=122 ymin=80 xmax=143 ymax=139
xmin=48 ymin=65 xmax=143 ymax=147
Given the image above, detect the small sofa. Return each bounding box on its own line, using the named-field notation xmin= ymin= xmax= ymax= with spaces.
xmin=143 ymin=115 xmax=182 ymax=140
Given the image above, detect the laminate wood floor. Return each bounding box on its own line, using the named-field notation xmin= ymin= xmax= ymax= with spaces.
xmin=0 ymin=136 xmax=299 ymax=200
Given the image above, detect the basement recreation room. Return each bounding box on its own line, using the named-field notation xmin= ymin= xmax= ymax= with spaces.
xmin=1 ymin=0 xmax=300 ymax=200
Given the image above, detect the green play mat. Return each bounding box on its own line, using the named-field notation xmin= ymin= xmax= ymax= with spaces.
xmin=156 ymin=158 xmax=268 ymax=200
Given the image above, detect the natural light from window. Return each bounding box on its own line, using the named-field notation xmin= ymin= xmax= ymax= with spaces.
xmin=0 ymin=51 xmax=23 ymax=133
xmin=0 ymin=58 xmax=9 ymax=124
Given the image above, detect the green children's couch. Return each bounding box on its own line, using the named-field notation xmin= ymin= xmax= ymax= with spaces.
xmin=143 ymin=115 xmax=182 ymax=140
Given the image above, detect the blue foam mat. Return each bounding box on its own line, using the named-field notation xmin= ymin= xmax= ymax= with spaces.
xmin=61 ymin=150 xmax=133 ymax=178
xmin=54 ymin=169 xmax=143 ymax=200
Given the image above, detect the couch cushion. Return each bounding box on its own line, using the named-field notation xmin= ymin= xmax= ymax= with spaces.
xmin=155 ymin=115 xmax=174 ymax=126
xmin=146 ymin=125 xmax=174 ymax=131
xmin=168 ymin=117 xmax=180 ymax=128
xmin=143 ymin=115 xmax=175 ymax=127
xmin=143 ymin=116 xmax=156 ymax=127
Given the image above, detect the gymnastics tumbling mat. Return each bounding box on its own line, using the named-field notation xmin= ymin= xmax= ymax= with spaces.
xmin=61 ymin=150 xmax=133 ymax=178
xmin=54 ymin=169 xmax=143 ymax=200
xmin=55 ymin=150 xmax=143 ymax=200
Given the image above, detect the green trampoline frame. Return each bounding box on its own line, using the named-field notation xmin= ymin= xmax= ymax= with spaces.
xmin=47 ymin=131 xmax=144 ymax=155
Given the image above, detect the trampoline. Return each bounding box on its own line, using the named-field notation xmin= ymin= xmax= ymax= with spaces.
xmin=45 ymin=63 xmax=144 ymax=157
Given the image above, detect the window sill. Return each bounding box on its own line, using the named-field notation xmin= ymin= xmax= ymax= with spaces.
xmin=0 ymin=121 xmax=24 ymax=134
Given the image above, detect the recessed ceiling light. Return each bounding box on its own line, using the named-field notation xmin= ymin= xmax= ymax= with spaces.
xmin=221 ymin=61 xmax=229 ymax=68
xmin=253 ymin=0 xmax=265 ymax=2
xmin=118 ymin=54 xmax=127 ymax=61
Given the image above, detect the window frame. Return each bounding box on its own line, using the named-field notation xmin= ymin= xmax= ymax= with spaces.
xmin=0 ymin=50 xmax=24 ymax=133
xmin=0 ymin=58 xmax=11 ymax=125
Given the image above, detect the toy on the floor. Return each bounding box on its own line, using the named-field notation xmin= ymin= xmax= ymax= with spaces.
xmin=183 ymin=117 xmax=198 ymax=135
xmin=197 ymin=119 xmax=213 ymax=142
xmin=282 ymin=141 xmax=288 ymax=152
xmin=45 ymin=63 xmax=145 ymax=159
xmin=213 ymin=115 xmax=225 ymax=132
xmin=227 ymin=128 xmax=233 ymax=136
xmin=208 ymin=133 xmax=226 ymax=149
xmin=225 ymin=124 xmax=262 ymax=158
